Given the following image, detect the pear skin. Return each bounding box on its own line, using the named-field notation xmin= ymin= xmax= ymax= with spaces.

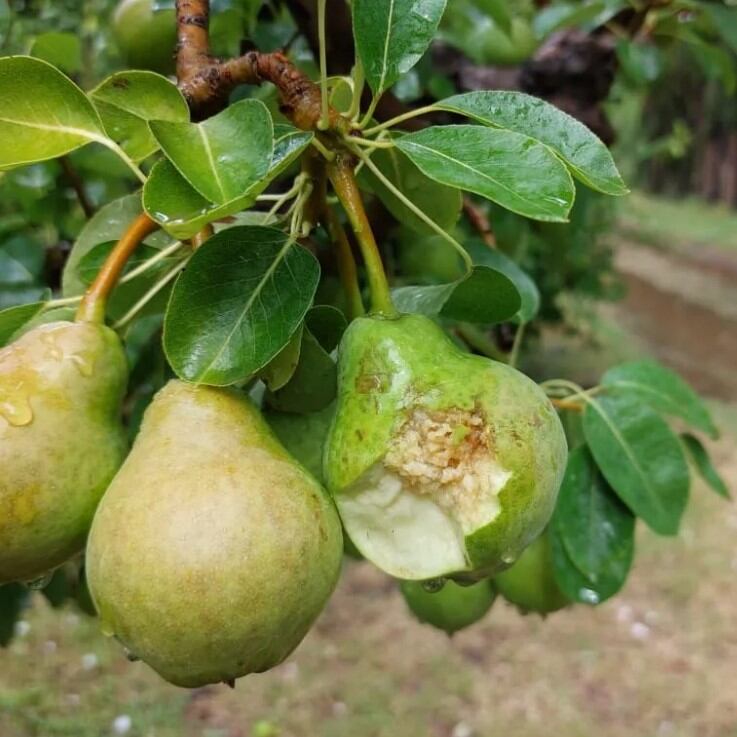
xmin=0 ymin=321 xmax=127 ymax=584
xmin=86 ymin=380 xmax=343 ymax=688
xmin=494 ymin=529 xmax=570 ymax=614
xmin=324 ymin=314 xmax=567 ymax=581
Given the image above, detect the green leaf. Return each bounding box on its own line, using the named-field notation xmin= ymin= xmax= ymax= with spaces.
xmin=393 ymin=265 xmax=521 ymax=323
xmin=0 ymin=235 xmax=45 ymax=285
xmin=305 ymin=305 xmax=347 ymax=352
xmin=149 ymin=99 xmax=273 ymax=205
xmin=360 ymin=146 xmax=462 ymax=235
xmin=701 ymin=3 xmax=737 ymax=55
xmin=265 ymin=327 xmax=337 ymax=413
xmin=681 ymin=433 xmax=730 ymax=500
xmin=0 ymin=302 xmax=47 ymax=347
xmin=90 ymin=71 xmax=189 ymax=162
xmin=0 ymin=584 xmax=28 ymax=647
xmin=583 ymin=393 xmax=690 ymax=535
xmin=553 ymin=446 xmax=635 ymax=592
xmin=395 ymin=125 xmax=575 ymax=222
xmin=30 ymin=32 xmax=82 ymax=74
xmin=436 ymin=91 xmax=628 ymax=196
xmin=164 ymin=226 xmax=320 ymax=385
xmin=602 ymin=360 xmax=717 ymax=439
xmin=63 ymin=193 xmax=172 ymax=297
xmin=259 ymin=325 xmax=303 ymax=391
xmin=465 ymin=240 xmax=539 ymax=322
xmin=353 ymin=0 xmax=447 ymax=95
xmin=549 ymin=525 xmax=618 ymax=606
xmin=0 ymin=56 xmax=106 ymax=169
xmin=76 ymin=242 xmax=171 ymax=285
xmin=143 ymin=127 xmax=312 ymax=239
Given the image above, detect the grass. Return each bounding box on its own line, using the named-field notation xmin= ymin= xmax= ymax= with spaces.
xmin=618 ymin=191 xmax=737 ymax=252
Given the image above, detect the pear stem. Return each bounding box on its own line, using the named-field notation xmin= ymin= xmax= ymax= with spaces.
xmin=76 ymin=213 xmax=159 ymax=324
xmin=323 ymin=206 xmax=365 ymax=319
xmin=327 ymin=154 xmax=397 ymax=317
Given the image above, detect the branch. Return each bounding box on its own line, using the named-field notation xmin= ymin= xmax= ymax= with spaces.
xmin=76 ymin=214 xmax=159 ymax=323
xmin=60 ymin=156 xmax=95 ymax=218
xmin=463 ymin=197 xmax=495 ymax=248
xmin=175 ymin=1 xmax=345 ymax=131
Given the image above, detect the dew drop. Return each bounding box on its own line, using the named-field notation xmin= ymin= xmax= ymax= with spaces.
xmin=578 ymin=588 xmax=600 ymax=605
xmin=100 ymin=621 xmax=115 ymax=638
xmin=421 ymin=577 xmax=446 ymax=593
xmin=123 ymin=647 xmax=140 ymax=662
xmin=25 ymin=572 xmax=54 ymax=590
xmin=0 ymin=394 xmax=33 ymax=426
xmin=501 ymin=551 xmax=517 ymax=566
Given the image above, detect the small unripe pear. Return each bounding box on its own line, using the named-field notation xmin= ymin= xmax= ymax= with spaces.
xmin=86 ymin=380 xmax=343 ymax=688
xmin=494 ymin=530 xmax=570 ymax=615
xmin=0 ymin=321 xmax=127 ymax=584
xmin=324 ymin=314 xmax=567 ymax=582
xmin=401 ymin=578 xmax=496 ymax=634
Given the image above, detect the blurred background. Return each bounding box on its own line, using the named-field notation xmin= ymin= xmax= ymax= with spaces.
xmin=0 ymin=1 xmax=736 ymax=735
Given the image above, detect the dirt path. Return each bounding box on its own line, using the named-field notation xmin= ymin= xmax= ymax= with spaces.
xmin=611 ymin=240 xmax=737 ymax=401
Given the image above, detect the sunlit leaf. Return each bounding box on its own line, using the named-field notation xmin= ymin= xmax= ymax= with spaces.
xmin=0 ymin=56 xmax=106 ymax=169
xmin=90 ymin=71 xmax=189 ymax=162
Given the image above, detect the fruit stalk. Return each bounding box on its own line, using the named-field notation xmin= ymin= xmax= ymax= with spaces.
xmin=76 ymin=213 xmax=159 ymax=324
xmin=327 ymin=154 xmax=397 ymax=317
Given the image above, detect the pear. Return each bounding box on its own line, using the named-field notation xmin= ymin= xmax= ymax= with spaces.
xmin=86 ymin=380 xmax=343 ymax=688
xmin=323 ymin=314 xmax=567 ymax=582
xmin=0 ymin=321 xmax=127 ymax=585
xmin=401 ymin=578 xmax=496 ymax=635
xmin=494 ymin=530 xmax=570 ymax=615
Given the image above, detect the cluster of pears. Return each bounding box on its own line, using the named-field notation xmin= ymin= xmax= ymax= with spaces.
xmin=0 ymin=305 xmax=567 ymax=685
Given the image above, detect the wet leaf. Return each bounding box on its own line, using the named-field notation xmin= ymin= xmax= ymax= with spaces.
xmin=583 ymin=393 xmax=690 ymax=535
xmin=395 ymin=125 xmax=575 ymax=221
xmin=437 ymin=91 xmax=627 ymax=196
xmin=164 ymin=226 xmax=320 ymax=385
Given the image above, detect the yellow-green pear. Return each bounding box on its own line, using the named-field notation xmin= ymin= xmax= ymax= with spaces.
xmin=324 ymin=314 xmax=567 ymax=582
xmin=0 ymin=321 xmax=127 ymax=585
xmin=86 ymin=380 xmax=343 ymax=688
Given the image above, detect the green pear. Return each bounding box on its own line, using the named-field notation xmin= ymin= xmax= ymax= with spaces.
xmin=323 ymin=314 xmax=567 ymax=582
xmin=0 ymin=321 xmax=127 ymax=585
xmin=86 ymin=380 xmax=343 ymax=688
xmin=112 ymin=0 xmax=177 ymax=75
xmin=401 ymin=578 xmax=496 ymax=635
xmin=494 ymin=530 xmax=570 ymax=615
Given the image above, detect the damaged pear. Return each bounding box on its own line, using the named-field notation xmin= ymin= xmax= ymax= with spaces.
xmin=324 ymin=314 xmax=567 ymax=581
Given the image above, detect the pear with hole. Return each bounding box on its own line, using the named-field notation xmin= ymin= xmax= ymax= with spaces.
xmin=323 ymin=313 xmax=567 ymax=582
xmin=0 ymin=321 xmax=128 ymax=585
xmin=86 ymin=380 xmax=343 ymax=688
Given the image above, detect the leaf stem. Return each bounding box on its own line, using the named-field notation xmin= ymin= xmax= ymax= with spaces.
xmin=358 ymin=94 xmax=381 ymax=130
xmin=351 ymin=144 xmax=473 ymax=274
xmin=76 ymin=213 xmax=159 ymax=323
xmin=113 ymin=259 xmax=190 ymax=330
xmin=349 ymin=137 xmax=395 ymax=150
xmin=347 ymin=60 xmax=364 ymax=122
xmin=100 ymin=139 xmax=147 ymax=184
xmin=262 ymin=178 xmax=303 ymax=225
xmin=327 ymin=154 xmax=397 ymax=317
xmin=323 ymin=206 xmax=365 ymax=319
xmin=456 ymin=324 xmax=505 ymax=361
xmin=508 ymin=322 xmax=526 ymax=368
xmin=120 ymin=240 xmax=184 ymax=282
xmin=362 ymin=104 xmax=439 ymax=136
xmin=317 ymin=0 xmax=329 ymax=131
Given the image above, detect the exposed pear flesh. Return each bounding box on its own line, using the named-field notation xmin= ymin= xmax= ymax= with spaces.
xmin=86 ymin=380 xmax=343 ymax=688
